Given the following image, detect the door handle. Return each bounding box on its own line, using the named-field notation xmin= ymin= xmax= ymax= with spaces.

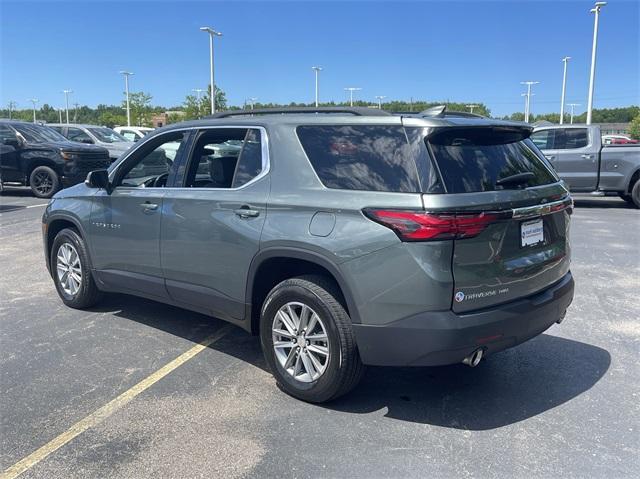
xmin=234 ymin=207 xmax=260 ymax=218
xmin=140 ymin=201 xmax=158 ymax=212
xmin=545 ymin=155 xmax=555 ymax=160
xmin=581 ymin=154 xmax=593 ymax=159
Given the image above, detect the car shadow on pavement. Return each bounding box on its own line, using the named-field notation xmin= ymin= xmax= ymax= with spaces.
xmin=90 ymin=294 xmax=610 ymax=431
xmin=572 ymin=196 xmax=635 ymax=209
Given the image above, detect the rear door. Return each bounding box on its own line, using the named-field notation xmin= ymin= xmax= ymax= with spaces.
xmin=160 ymin=127 xmax=269 ymax=321
xmin=425 ymin=127 xmax=572 ymax=313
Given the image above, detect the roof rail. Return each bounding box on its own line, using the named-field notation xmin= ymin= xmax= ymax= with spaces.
xmin=207 ymin=106 xmax=392 ymax=118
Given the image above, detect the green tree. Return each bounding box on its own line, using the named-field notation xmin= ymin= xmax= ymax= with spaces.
xmin=126 ymin=91 xmax=153 ymax=126
xmin=628 ymin=114 xmax=640 ymax=140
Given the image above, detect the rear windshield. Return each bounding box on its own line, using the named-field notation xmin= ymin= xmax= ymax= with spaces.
xmin=427 ymin=128 xmax=557 ymax=193
xmin=297 ymin=125 xmax=441 ymax=193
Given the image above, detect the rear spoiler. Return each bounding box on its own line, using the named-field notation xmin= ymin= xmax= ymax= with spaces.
xmin=426 ymin=125 xmax=534 ymax=144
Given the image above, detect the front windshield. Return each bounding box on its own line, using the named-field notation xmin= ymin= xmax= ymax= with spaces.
xmin=13 ymin=124 xmax=68 ymax=143
xmin=88 ymin=127 xmax=129 ymax=143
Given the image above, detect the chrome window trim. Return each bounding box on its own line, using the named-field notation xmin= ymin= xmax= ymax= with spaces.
xmin=110 ymin=125 xmax=270 ymax=192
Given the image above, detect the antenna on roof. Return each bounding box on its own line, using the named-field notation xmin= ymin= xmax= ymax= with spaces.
xmin=419 ymin=105 xmax=447 ymax=118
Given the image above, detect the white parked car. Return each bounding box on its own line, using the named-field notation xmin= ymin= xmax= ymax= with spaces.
xmin=114 ymin=126 xmax=154 ymax=142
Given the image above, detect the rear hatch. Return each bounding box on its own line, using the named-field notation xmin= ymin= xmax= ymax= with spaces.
xmin=425 ymin=125 xmax=572 ymax=313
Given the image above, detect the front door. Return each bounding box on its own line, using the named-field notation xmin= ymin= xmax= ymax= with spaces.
xmin=161 ymin=127 xmax=270 ymax=321
xmin=0 ymin=124 xmax=22 ymax=182
xmin=551 ymin=127 xmax=598 ymax=191
xmin=88 ymin=130 xmax=190 ymax=298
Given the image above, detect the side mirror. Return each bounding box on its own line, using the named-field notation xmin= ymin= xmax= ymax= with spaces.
xmin=85 ymin=169 xmax=111 ymax=192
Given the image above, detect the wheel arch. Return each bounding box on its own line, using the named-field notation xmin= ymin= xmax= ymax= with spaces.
xmin=626 ymin=168 xmax=640 ymax=194
xmin=45 ymin=215 xmax=89 ymax=277
xmin=245 ymin=248 xmax=360 ymax=335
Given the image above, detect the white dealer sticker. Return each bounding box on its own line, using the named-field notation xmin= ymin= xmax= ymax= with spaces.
xmin=521 ymin=218 xmax=544 ymax=247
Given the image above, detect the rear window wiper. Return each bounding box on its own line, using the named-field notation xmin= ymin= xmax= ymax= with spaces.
xmin=495 ymin=172 xmax=535 ymax=187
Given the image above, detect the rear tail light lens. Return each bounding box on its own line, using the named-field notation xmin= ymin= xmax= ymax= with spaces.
xmin=363 ymin=209 xmax=501 ymax=241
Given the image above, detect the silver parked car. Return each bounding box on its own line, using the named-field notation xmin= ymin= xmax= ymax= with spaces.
xmin=49 ymin=124 xmax=133 ymax=162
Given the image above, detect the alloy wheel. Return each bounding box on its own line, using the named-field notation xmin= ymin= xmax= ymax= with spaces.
xmin=56 ymin=243 xmax=82 ymax=296
xmin=32 ymin=171 xmax=54 ymax=196
xmin=272 ymin=302 xmax=330 ymax=383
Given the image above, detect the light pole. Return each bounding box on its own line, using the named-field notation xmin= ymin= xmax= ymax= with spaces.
xmin=375 ymin=95 xmax=386 ymax=109
xmin=344 ymin=87 xmax=362 ymax=107
xmin=120 ymin=71 xmax=134 ymax=126
xmin=567 ymin=103 xmax=581 ymax=124
xmin=73 ymin=103 xmax=80 ymax=123
xmin=247 ymin=97 xmax=258 ymax=110
xmin=586 ymin=2 xmax=606 ymax=125
xmin=7 ymin=101 xmax=17 ymax=119
xmin=559 ymin=57 xmax=571 ymax=124
xmin=200 ymin=26 xmax=222 ymax=114
xmin=520 ymin=81 xmax=539 ymax=123
xmin=58 ymin=108 xmax=62 ymax=123
xmin=466 ymin=104 xmax=479 ymax=114
xmin=62 ymin=90 xmax=73 ymax=124
xmin=312 ymin=66 xmax=322 ymax=107
xmin=193 ymin=88 xmax=205 ymax=117
xmin=28 ymin=98 xmax=38 ymax=123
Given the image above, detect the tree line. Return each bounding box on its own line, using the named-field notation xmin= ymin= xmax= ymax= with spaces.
xmin=2 ymin=88 xmax=638 ymax=139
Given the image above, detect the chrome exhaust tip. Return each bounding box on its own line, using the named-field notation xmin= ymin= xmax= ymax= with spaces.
xmin=462 ymin=348 xmax=484 ymax=367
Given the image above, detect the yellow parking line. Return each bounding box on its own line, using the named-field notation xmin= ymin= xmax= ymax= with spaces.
xmin=1 ymin=325 xmax=231 ymax=479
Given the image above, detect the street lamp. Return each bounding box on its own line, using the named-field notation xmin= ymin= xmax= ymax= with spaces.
xmin=375 ymin=95 xmax=386 ymax=109
xmin=193 ymin=88 xmax=205 ymax=118
xmin=520 ymin=81 xmax=539 ymax=123
xmin=120 ymin=71 xmax=134 ymax=126
xmin=466 ymin=104 xmax=479 ymax=114
xmin=586 ymin=2 xmax=606 ymax=125
xmin=7 ymin=101 xmax=17 ymax=120
xmin=200 ymin=26 xmax=223 ymax=114
xmin=27 ymin=98 xmax=38 ymax=123
xmin=559 ymin=57 xmax=571 ymax=124
xmin=567 ymin=103 xmax=581 ymax=124
xmin=344 ymin=87 xmax=362 ymax=107
xmin=312 ymin=66 xmax=322 ymax=107
xmin=247 ymin=97 xmax=258 ymax=110
xmin=62 ymin=90 xmax=73 ymax=124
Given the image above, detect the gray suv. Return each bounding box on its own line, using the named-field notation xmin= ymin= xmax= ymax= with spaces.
xmin=42 ymin=107 xmax=575 ymax=402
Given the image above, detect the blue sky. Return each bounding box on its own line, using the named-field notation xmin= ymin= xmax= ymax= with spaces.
xmin=1 ymin=0 xmax=638 ymax=117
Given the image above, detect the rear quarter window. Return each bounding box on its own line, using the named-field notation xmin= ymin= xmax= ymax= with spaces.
xmin=296 ymin=125 xmax=423 ymax=193
xmin=427 ymin=128 xmax=557 ymax=193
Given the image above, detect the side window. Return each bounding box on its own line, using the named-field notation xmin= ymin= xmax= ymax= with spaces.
xmin=49 ymin=126 xmax=64 ymax=134
xmin=120 ymin=130 xmax=137 ymax=142
xmin=530 ymin=130 xmax=555 ymax=150
xmin=555 ymin=128 xmax=589 ymax=150
xmin=116 ymin=131 xmax=188 ymax=188
xmin=67 ymin=127 xmax=93 ymax=143
xmin=184 ymin=128 xmax=263 ymax=189
xmin=296 ymin=125 xmax=421 ymax=193
xmin=0 ymin=125 xmax=16 ymax=143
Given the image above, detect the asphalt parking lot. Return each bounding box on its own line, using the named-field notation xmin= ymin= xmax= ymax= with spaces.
xmin=1 ymin=187 xmax=638 ymax=478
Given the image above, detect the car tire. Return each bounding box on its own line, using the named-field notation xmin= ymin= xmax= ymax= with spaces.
xmin=260 ymin=275 xmax=365 ymax=403
xmin=51 ymin=228 xmax=101 ymax=309
xmin=29 ymin=166 xmax=60 ymax=198
xmin=631 ymin=179 xmax=640 ymax=209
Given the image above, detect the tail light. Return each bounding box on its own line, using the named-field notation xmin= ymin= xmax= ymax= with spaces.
xmin=363 ymin=209 xmax=502 ymax=242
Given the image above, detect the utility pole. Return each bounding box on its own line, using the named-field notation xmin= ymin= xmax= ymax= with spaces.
xmin=375 ymin=95 xmax=386 ymax=109
xmin=62 ymin=90 xmax=73 ymax=124
xmin=28 ymin=98 xmax=38 ymax=123
xmin=587 ymin=2 xmax=606 ymax=125
xmin=344 ymin=87 xmax=362 ymax=107
xmin=120 ymin=71 xmax=134 ymax=126
xmin=567 ymin=103 xmax=581 ymax=124
xmin=200 ymin=26 xmax=223 ymax=114
xmin=466 ymin=104 xmax=479 ymax=114
xmin=520 ymin=81 xmax=539 ymax=123
xmin=7 ymin=101 xmax=17 ymax=119
xmin=312 ymin=66 xmax=322 ymax=107
xmin=559 ymin=57 xmax=571 ymax=124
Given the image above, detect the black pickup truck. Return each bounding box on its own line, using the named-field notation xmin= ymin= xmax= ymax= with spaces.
xmin=0 ymin=120 xmax=110 ymax=198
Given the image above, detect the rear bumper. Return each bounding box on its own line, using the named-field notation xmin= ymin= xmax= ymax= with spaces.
xmin=353 ymin=271 xmax=574 ymax=366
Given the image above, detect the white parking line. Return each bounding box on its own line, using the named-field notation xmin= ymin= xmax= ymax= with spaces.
xmin=0 ymin=325 xmax=231 ymax=479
